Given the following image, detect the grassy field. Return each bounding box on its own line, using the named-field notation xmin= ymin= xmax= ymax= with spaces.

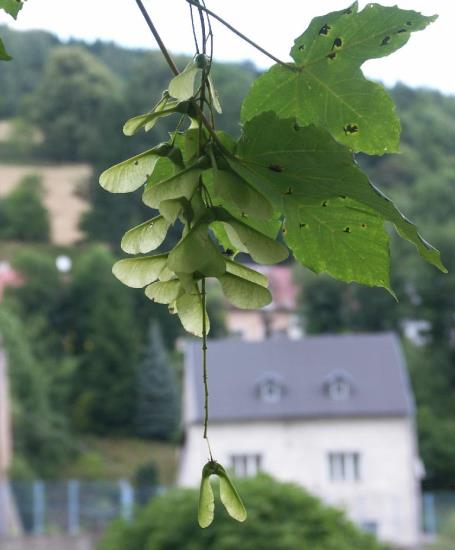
xmin=0 ymin=163 xmax=91 ymax=245
xmin=61 ymin=437 xmax=178 ymax=485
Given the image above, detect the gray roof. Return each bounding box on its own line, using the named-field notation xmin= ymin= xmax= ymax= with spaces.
xmin=184 ymin=333 xmax=414 ymax=424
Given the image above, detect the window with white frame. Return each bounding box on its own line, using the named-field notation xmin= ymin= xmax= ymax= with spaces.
xmin=230 ymin=454 xmax=262 ymax=478
xmin=328 ymin=377 xmax=351 ymax=400
xmin=328 ymin=452 xmax=361 ymax=481
xmin=259 ymin=378 xmax=283 ymax=403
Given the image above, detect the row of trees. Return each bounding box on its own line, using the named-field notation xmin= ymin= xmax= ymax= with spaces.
xmin=1 ymin=244 xmax=181 ymax=477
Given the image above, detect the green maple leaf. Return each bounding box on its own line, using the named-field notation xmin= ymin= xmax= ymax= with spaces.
xmin=230 ymin=112 xmax=445 ymax=289
xmin=0 ymin=0 xmax=24 ymax=19
xmin=241 ymin=2 xmax=436 ymax=155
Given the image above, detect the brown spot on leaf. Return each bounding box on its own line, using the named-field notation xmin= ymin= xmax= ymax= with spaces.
xmin=268 ymin=164 xmax=283 ymax=173
xmin=319 ymin=24 xmax=331 ymax=36
xmin=344 ymin=123 xmax=359 ymax=135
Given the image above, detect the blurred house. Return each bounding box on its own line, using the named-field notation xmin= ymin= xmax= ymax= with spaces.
xmin=178 ymin=333 xmax=422 ymax=549
xmin=225 ymin=265 xmax=302 ymax=341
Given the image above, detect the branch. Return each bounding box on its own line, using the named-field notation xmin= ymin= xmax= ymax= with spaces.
xmin=186 ymin=0 xmax=293 ymax=70
xmin=134 ymin=1 xmax=231 ymax=156
xmin=134 ymin=0 xmax=179 ymax=75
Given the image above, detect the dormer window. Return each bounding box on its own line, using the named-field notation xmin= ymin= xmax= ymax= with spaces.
xmin=324 ymin=371 xmax=354 ymax=401
xmin=256 ymin=373 xmax=285 ymax=403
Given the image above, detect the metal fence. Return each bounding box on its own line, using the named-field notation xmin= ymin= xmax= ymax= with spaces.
xmin=422 ymin=491 xmax=455 ymax=536
xmin=6 ymin=480 xmax=162 ymax=536
xmin=2 ymin=482 xmax=455 ymax=539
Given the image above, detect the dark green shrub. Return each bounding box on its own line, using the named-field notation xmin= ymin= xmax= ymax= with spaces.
xmin=99 ymin=475 xmax=390 ymax=550
xmin=0 ymin=174 xmax=50 ymax=241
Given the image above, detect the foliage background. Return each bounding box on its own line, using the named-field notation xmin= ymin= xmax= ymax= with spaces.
xmin=0 ymin=23 xmax=453 ymax=493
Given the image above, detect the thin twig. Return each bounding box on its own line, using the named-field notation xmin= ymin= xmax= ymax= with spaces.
xmin=134 ymin=0 xmax=179 ymax=75
xmin=201 ymin=278 xmax=213 ymax=461
xmin=188 ymin=4 xmax=200 ymax=53
xmin=186 ymin=0 xmax=293 ymax=70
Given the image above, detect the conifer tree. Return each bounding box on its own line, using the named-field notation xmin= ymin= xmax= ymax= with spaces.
xmin=136 ymin=322 xmax=179 ymax=440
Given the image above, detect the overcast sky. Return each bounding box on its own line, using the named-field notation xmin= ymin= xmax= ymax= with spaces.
xmin=1 ymin=0 xmax=452 ymax=94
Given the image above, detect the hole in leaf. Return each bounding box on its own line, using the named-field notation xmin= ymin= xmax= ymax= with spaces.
xmin=284 ymin=187 xmax=293 ymax=196
xmin=223 ymin=248 xmax=234 ymax=256
xmin=344 ymin=227 xmax=351 ymax=233
xmin=343 ymin=8 xmax=352 ymax=14
xmin=361 ymin=223 xmax=367 ymax=229
xmin=293 ymin=123 xmax=300 ymax=132
xmin=299 ymin=223 xmax=308 ymax=229
xmin=268 ymin=164 xmax=283 ymax=173
xmin=321 ymin=201 xmax=328 ymax=207
xmin=327 ymin=52 xmax=337 ymax=60
xmin=241 ymin=212 xmax=247 ymax=218
xmin=333 ymin=37 xmax=343 ymax=48
xmin=340 ymin=195 xmax=347 ymax=200
xmin=406 ymin=21 xmax=412 ymax=26
xmin=319 ymin=24 xmax=331 ymax=36
xmin=134 ymin=160 xmax=139 ymax=166
xmin=344 ymin=123 xmax=359 ymax=135
xmin=298 ymin=44 xmax=305 ymax=51
xmin=397 ymin=28 xmax=407 ymax=33
xmin=381 ymin=36 xmax=391 ymax=46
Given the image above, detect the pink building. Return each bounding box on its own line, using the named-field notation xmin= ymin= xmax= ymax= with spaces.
xmin=226 ymin=265 xmax=302 ymax=341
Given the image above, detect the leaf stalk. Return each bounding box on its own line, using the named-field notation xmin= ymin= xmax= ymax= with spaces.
xmin=186 ymin=0 xmax=294 ymax=70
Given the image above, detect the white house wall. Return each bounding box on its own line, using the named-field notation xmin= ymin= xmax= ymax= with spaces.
xmin=178 ymin=417 xmax=420 ymax=548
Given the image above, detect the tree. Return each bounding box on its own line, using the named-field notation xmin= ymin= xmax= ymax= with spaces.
xmin=7 ymin=248 xmax=60 ymax=318
xmin=99 ymin=475 xmax=390 ymax=550
xmin=29 ymin=46 xmax=124 ymax=163
xmin=136 ymin=322 xmax=179 ymax=440
xmin=300 ymin=271 xmax=402 ymax=335
xmin=0 ymin=174 xmax=50 ymax=241
xmin=67 ymin=246 xmax=139 ymax=434
xmin=0 ymin=305 xmax=73 ymax=477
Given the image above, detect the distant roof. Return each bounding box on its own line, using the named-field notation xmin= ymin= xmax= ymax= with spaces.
xmin=184 ymin=333 xmax=414 ymax=424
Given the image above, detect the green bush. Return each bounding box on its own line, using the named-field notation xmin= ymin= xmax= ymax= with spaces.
xmin=430 ymin=511 xmax=455 ymax=550
xmin=99 ymin=475 xmax=389 ymax=550
xmin=0 ymin=174 xmax=50 ymax=241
